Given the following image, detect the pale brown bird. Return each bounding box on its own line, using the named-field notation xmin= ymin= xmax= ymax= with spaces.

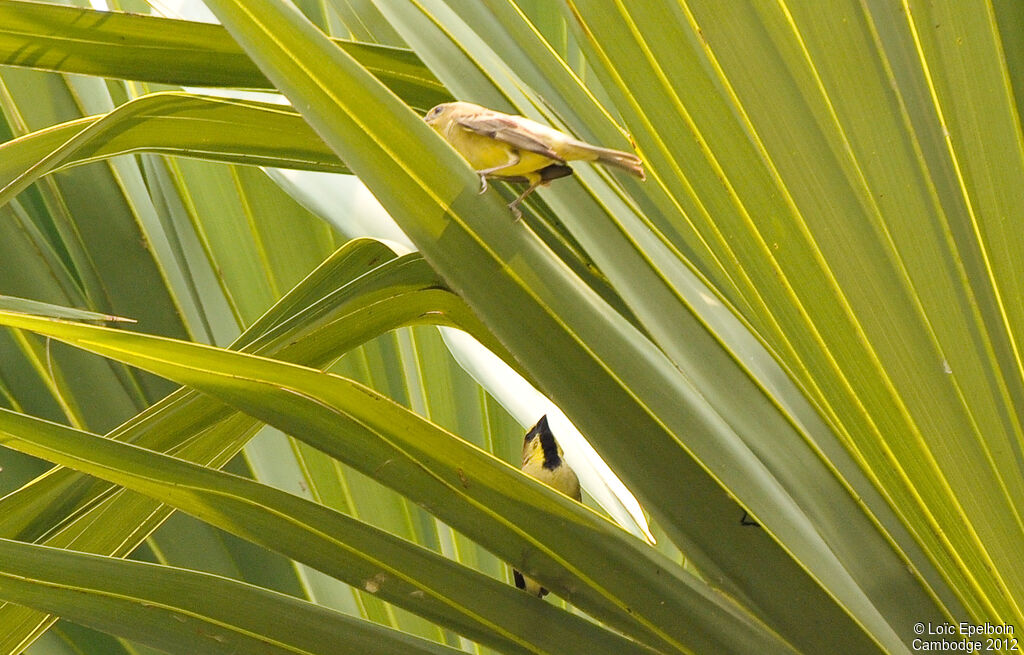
xmin=424 ymin=101 xmax=645 ymax=217
xmin=513 ymin=415 xmax=581 ymax=597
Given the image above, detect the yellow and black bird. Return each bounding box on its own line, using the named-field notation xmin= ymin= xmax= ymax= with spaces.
xmin=513 ymin=415 xmax=581 ymax=597
xmin=424 ymin=101 xmax=645 ymax=217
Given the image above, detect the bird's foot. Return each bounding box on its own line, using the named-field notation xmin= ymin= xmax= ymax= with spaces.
xmin=478 ymin=175 xmax=489 ymax=194
xmin=506 ymin=181 xmax=539 ymax=221
xmin=507 ymin=201 xmax=523 ymax=221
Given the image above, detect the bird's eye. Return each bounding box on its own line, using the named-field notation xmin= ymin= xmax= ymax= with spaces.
xmin=426 ymin=105 xmax=445 ymax=119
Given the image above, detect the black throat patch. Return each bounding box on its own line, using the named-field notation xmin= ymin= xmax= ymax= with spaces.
xmin=539 ymin=431 xmax=561 ymax=470
xmin=528 ymin=415 xmax=561 ymax=470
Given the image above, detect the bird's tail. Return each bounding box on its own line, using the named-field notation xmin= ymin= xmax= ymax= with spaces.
xmin=585 ymin=144 xmax=646 ymax=180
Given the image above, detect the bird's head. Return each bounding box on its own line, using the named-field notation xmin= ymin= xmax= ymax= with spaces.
xmin=423 ymin=103 xmax=450 ymax=126
xmin=423 ymin=101 xmax=485 ymax=129
xmin=522 ymin=415 xmax=563 ymax=470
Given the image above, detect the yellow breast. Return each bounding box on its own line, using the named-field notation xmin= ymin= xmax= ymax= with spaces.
xmin=521 ymin=453 xmax=582 ymax=501
xmin=440 ymin=122 xmax=558 ymax=179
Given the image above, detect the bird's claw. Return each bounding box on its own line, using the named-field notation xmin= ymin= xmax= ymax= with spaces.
xmin=478 ymin=175 xmax=489 ymax=194
xmin=507 ymin=201 xmax=523 ymax=221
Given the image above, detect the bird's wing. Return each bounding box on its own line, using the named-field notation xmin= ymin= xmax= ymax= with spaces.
xmin=455 ymin=115 xmax=565 ymax=163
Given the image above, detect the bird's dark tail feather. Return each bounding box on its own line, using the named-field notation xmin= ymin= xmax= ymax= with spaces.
xmin=591 ymin=145 xmax=645 ymax=180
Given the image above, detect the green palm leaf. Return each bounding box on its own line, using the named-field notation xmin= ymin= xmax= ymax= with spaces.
xmin=0 ymin=1 xmax=1020 ymax=654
